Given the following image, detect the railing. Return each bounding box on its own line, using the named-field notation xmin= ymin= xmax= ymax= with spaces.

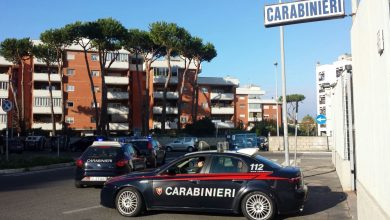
xmin=210 ymin=92 xmax=234 ymax=100
xmin=211 ymin=106 xmax=234 ymax=114
xmin=153 ymin=106 xmax=178 ymax=114
xmin=33 ymin=90 xmax=62 ymax=98
xmin=105 ymin=76 xmax=128 ymax=85
xmin=153 ymin=91 xmax=179 ymax=99
xmin=153 ymin=121 xmax=178 ymax=129
xmin=109 ymin=123 xmax=129 ymax=130
xmin=32 ymin=122 xmax=62 ymax=130
xmin=34 ymin=73 xmax=61 ymax=82
xmin=32 ymin=106 xmax=62 ymax=114
xmin=107 ymin=91 xmax=128 ymax=100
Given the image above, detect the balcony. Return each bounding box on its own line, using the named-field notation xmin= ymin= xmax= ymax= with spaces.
xmin=210 ymin=92 xmax=234 ymax=100
xmin=107 ymin=91 xmax=128 ymax=100
xmin=153 ymin=91 xmax=179 ymax=99
xmin=153 ymin=106 xmax=178 ymax=114
xmin=248 ymin=98 xmax=263 ymax=104
xmin=32 ymin=122 xmax=62 ymax=130
xmin=108 ymin=106 xmax=129 ymax=115
xmin=213 ymin=120 xmax=235 ymax=129
xmin=33 ymin=90 xmax=62 ymax=98
xmin=153 ymin=76 xmax=178 ymax=84
xmin=105 ymin=76 xmax=128 ymax=85
xmin=34 ymin=73 xmax=61 ymax=82
xmin=0 ymin=73 xmax=8 ymax=81
xmin=33 ymin=58 xmax=58 ymax=66
xmin=248 ymin=108 xmax=262 ymax=113
xmin=0 ymin=90 xmax=8 ymax=98
xmin=33 ymin=106 xmax=62 ymax=114
xmin=211 ymin=106 xmax=234 ymax=115
xmin=109 ymin=123 xmax=129 ymax=131
xmin=248 ymin=117 xmax=263 ymax=122
xmin=153 ymin=121 xmax=178 ymax=129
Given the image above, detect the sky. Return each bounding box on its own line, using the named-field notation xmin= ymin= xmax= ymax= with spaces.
xmin=0 ymin=0 xmax=352 ymax=119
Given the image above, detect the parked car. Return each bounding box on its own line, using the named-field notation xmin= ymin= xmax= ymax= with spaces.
xmin=24 ymin=136 xmax=46 ymax=151
xmin=226 ymin=133 xmax=259 ymax=153
xmin=50 ymin=135 xmax=70 ymax=152
xmin=257 ymin=136 xmax=269 ymax=151
xmin=127 ymin=137 xmax=166 ymax=168
xmin=75 ymin=141 xmax=144 ymax=188
xmin=164 ymin=137 xmax=199 ymax=152
xmin=1 ymin=137 xmax=24 ymax=154
xmin=70 ymin=135 xmax=108 ymax=152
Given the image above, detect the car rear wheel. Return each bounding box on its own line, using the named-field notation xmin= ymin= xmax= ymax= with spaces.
xmin=241 ymin=191 xmax=275 ymax=220
xmin=166 ymin=146 xmax=172 ymax=152
xmin=187 ymin=146 xmax=194 ymax=152
xmin=75 ymin=181 xmax=84 ymax=188
xmin=116 ymin=187 xmax=143 ymax=217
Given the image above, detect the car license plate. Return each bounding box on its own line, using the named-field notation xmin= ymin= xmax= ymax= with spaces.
xmin=85 ymin=177 xmax=108 ymax=181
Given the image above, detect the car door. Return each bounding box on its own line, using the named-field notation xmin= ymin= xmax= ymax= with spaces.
xmin=194 ymin=155 xmax=249 ymax=210
xmin=171 ymin=138 xmax=182 ymax=150
xmin=150 ymin=155 xmax=210 ymax=208
xmin=153 ymin=140 xmax=165 ymax=163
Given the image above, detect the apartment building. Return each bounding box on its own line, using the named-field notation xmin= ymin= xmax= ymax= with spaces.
xmin=0 ymin=40 xmax=272 ymax=134
xmin=316 ymin=54 xmax=352 ymax=136
xmin=0 ymin=56 xmax=11 ymax=130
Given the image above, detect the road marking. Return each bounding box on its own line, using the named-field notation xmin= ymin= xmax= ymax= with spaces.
xmin=63 ymin=205 xmax=102 ymax=215
xmin=3 ymin=167 xmax=73 ymax=177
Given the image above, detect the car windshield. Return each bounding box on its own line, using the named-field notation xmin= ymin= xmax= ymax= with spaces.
xmin=253 ymin=154 xmax=282 ymax=169
xmin=83 ymin=146 xmax=123 ymax=159
xmin=129 ymin=141 xmax=149 ymax=150
xmin=231 ymin=133 xmax=258 ymax=149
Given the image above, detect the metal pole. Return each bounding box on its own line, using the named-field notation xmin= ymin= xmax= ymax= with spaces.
xmin=294 ymin=108 xmax=298 ymax=166
xmin=6 ymin=112 xmax=9 ymax=161
xmin=279 ymin=0 xmax=290 ymax=166
xmin=274 ymin=62 xmax=280 ymax=149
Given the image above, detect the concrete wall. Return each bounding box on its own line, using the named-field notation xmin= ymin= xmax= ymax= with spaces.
xmin=351 ymin=0 xmax=390 ymax=219
xmin=332 ymin=150 xmax=354 ymax=191
xmin=156 ymin=137 xmax=225 ymax=146
xmin=269 ymin=136 xmax=332 ymax=151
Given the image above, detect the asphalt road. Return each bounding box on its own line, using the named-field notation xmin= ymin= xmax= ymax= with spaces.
xmin=0 ymin=152 xmax=354 ymax=220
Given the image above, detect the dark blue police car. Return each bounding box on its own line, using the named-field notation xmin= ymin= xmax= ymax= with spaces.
xmin=100 ymin=148 xmax=308 ymax=220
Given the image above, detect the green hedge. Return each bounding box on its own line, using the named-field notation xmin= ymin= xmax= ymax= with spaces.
xmin=0 ymin=156 xmax=74 ymax=169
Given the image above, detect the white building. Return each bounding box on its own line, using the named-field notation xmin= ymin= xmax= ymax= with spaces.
xmin=0 ymin=56 xmax=11 ymax=130
xmin=350 ymin=0 xmax=390 ymax=219
xmin=316 ymin=54 xmax=352 ymax=136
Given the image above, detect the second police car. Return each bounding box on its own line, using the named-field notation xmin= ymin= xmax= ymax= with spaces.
xmin=100 ymin=147 xmax=308 ymax=220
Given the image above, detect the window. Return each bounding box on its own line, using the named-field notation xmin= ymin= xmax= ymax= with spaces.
xmin=91 ymin=54 xmax=99 ymax=61
xmin=131 ymin=58 xmax=142 ymax=64
xmin=263 ymin=105 xmax=269 ymax=109
xmin=272 ymin=105 xmax=277 ymax=109
xmin=209 ymin=156 xmax=247 ymax=173
xmin=319 ymin=95 xmax=325 ymax=104
xmin=239 ymin=96 xmax=245 ymax=100
xmin=65 ymin=117 xmax=74 ymax=124
xmin=180 ymin=116 xmax=187 ymax=123
xmin=201 ymin=102 xmax=208 ymax=110
xmin=318 ymin=71 xmax=325 ymax=81
xmin=91 ymin=117 xmax=96 ymax=123
xmin=34 ymin=97 xmax=61 ymax=107
xmin=91 ymin=70 xmax=100 ymax=77
xmin=94 ymin=86 xmax=100 ymax=92
xmin=67 ymin=101 xmax=74 ymax=108
xmin=164 ymin=156 xmax=207 ymax=175
xmin=249 ymin=104 xmax=261 ymax=109
xmin=201 ymin=87 xmax=209 ymax=93
xmin=67 ymin=52 xmax=75 ymax=60
xmin=67 ymin=69 xmax=75 ymax=76
xmin=0 ymin=81 xmax=8 ymax=90
xmin=0 ymin=114 xmax=6 ymax=123
xmin=248 ymin=94 xmax=261 ymax=99
xmin=240 ymin=114 xmax=245 ymax=118
xmin=91 ymin=102 xmax=100 ymax=108
xmin=239 ymin=104 xmax=245 ymax=109
xmin=66 ymin=85 xmax=75 ymax=92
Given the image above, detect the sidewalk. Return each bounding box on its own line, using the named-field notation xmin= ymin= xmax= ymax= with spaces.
xmin=286 ymin=153 xmax=357 ymax=219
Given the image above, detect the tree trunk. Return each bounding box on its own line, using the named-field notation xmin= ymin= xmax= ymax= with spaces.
xmin=161 ymin=53 xmax=172 ymax=133
xmin=177 ymin=59 xmax=190 ymax=130
xmin=8 ymin=66 xmax=20 ymax=132
xmin=191 ymin=63 xmax=200 ymax=122
xmin=127 ymin=57 xmax=132 ymax=134
xmin=145 ymin=62 xmax=151 ymax=134
xmin=100 ymin=69 xmax=108 ymax=135
xmin=82 ymin=49 xmax=100 ymax=134
xmin=20 ymin=61 xmax=25 ymax=133
xmin=134 ymin=53 xmax=145 ymax=135
xmin=57 ymin=54 xmax=65 ymax=135
xmin=47 ymin=66 xmax=56 ymax=136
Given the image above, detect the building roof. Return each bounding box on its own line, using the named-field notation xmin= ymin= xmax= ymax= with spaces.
xmin=198 ymin=76 xmax=239 ymax=86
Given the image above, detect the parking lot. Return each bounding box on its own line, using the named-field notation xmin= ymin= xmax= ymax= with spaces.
xmin=0 ymin=151 xmax=356 ymax=220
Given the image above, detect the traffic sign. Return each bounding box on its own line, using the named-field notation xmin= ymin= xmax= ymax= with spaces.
xmin=1 ymin=99 xmax=12 ymax=112
xmin=316 ymin=114 xmax=327 ymax=125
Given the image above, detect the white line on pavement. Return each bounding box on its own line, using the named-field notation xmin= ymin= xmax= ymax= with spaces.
xmin=63 ymin=205 xmax=103 ymax=215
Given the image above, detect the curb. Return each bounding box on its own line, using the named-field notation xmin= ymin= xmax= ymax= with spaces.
xmin=0 ymin=162 xmax=75 ymax=174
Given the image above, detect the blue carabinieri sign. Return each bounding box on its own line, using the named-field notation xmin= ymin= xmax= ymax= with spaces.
xmin=264 ymin=0 xmax=345 ymax=27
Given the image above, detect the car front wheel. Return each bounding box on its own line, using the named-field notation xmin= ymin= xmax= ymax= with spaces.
xmin=241 ymin=191 xmax=275 ymax=220
xmin=116 ymin=187 xmax=143 ymax=217
xmin=187 ymin=146 xmax=194 ymax=152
